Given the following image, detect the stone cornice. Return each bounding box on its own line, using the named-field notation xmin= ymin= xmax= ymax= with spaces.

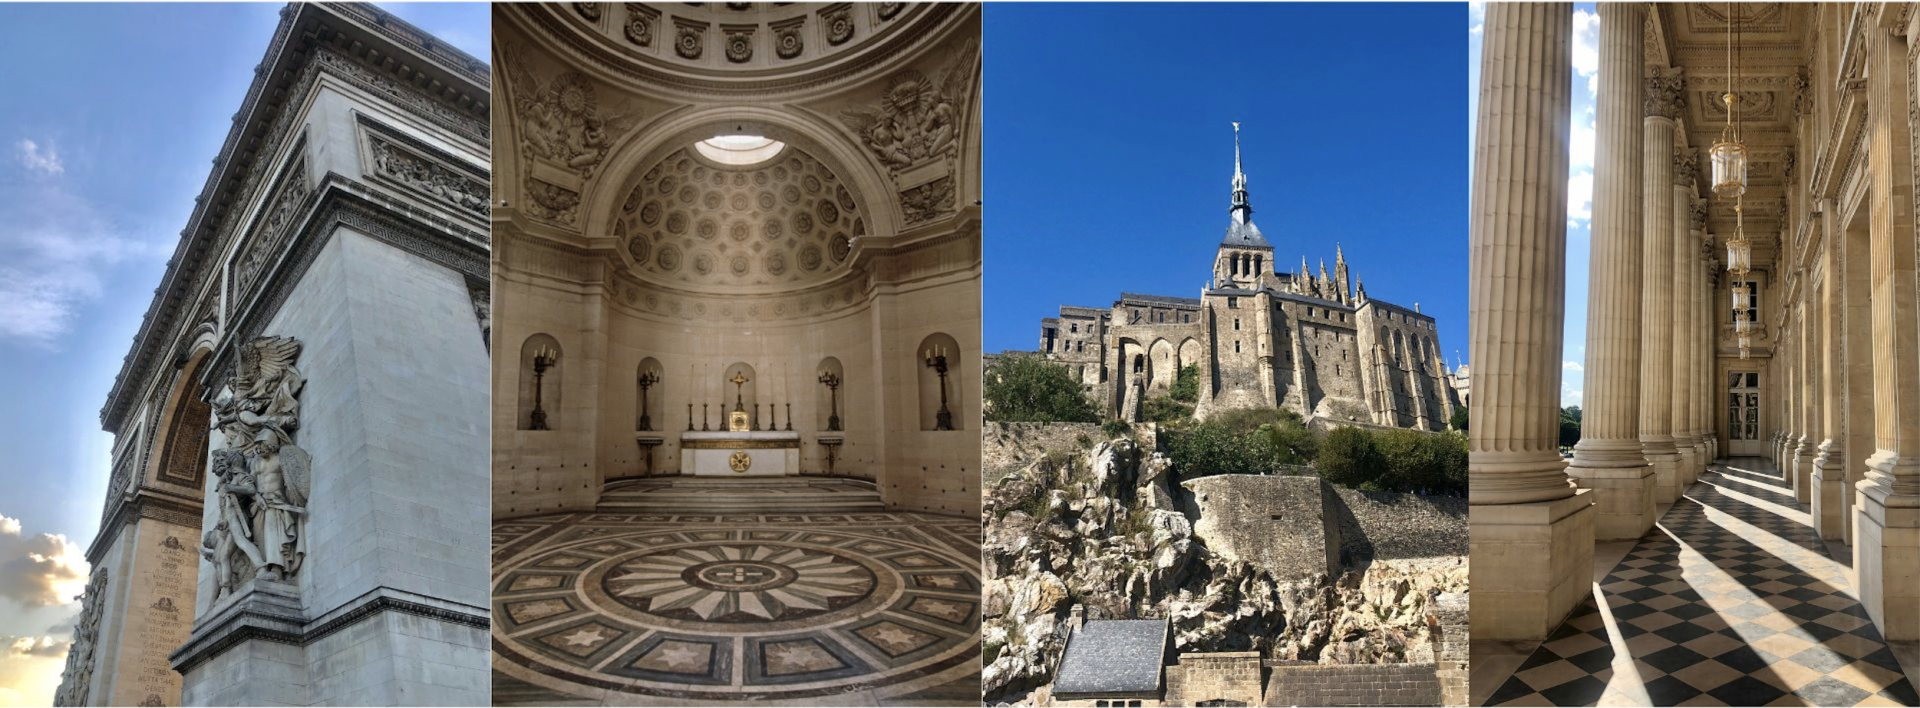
xmin=169 ymin=587 xmax=490 ymax=674
xmin=205 ymin=174 xmax=490 ymax=392
xmin=102 ymin=3 xmax=490 ymax=432
xmin=85 ymin=488 xmax=202 ymax=565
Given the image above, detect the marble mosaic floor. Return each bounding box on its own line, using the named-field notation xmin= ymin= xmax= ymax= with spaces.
xmin=1479 ymin=459 xmax=1920 ymax=707
xmin=491 ymin=477 xmax=982 ymax=705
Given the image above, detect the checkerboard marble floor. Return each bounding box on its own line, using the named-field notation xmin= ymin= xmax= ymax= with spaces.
xmin=1481 ymin=459 xmax=1920 ymax=707
xmin=492 ymin=477 xmax=982 ymax=705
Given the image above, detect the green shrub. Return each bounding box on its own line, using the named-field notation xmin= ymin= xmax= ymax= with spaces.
xmin=1266 ymin=422 xmax=1319 ymax=465
xmin=1169 ymin=364 xmax=1200 ymax=403
xmin=983 ymin=355 xmax=1099 ymax=423
xmin=1167 ymin=420 xmax=1279 ymax=479
xmin=1449 ymin=405 xmax=1469 ymax=432
xmin=1140 ymin=395 xmax=1194 ymax=424
xmin=1102 ymin=419 xmax=1133 ymax=439
xmin=1316 ymin=426 xmax=1384 ymax=489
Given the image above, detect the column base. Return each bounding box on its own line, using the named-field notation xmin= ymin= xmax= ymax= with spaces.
xmin=1794 ymin=441 xmax=1817 ymax=506
xmin=1676 ymin=444 xmax=1698 ymax=489
xmin=1855 ymin=454 xmax=1920 ymax=641
xmin=1811 ymin=442 xmax=1847 ymax=541
xmin=1567 ymin=449 xmax=1656 ymax=541
xmin=1470 ymin=490 xmax=1595 ymax=641
xmin=1646 ymin=448 xmax=1681 ymax=505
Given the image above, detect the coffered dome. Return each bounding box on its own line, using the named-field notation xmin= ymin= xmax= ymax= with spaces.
xmin=614 ymin=144 xmax=864 ymax=294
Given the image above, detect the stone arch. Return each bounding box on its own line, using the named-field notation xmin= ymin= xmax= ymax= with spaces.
xmin=147 ymin=347 xmax=217 ymax=490
xmin=1392 ymin=330 xmax=1406 ymax=365
xmin=916 ymin=333 xmax=963 ymax=431
xmin=1148 ymin=338 xmax=1176 ymax=392
xmin=518 ymin=334 xmax=562 ymax=430
xmin=816 ymin=356 xmax=845 ymax=431
xmin=1177 ymin=337 xmax=1204 ymax=371
xmin=635 ymin=357 xmax=663 ymax=431
xmin=721 ymin=362 xmax=759 ymax=428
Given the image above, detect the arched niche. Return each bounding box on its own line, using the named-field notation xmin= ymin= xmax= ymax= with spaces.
xmin=916 ymin=333 xmax=963 ymax=431
xmin=721 ymin=361 xmax=759 ymax=429
xmin=636 ymin=356 xmax=664 ymax=431
xmin=816 ymin=356 xmax=845 ymax=431
xmin=518 ymin=333 xmax=563 ymax=430
xmin=1177 ymin=337 xmax=1203 ymax=371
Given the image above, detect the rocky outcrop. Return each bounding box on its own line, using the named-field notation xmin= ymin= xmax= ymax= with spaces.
xmin=982 ymin=436 xmax=1466 ymax=705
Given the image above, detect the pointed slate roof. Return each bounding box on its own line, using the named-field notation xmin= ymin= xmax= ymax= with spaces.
xmin=1222 ymin=122 xmax=1270 ymax=249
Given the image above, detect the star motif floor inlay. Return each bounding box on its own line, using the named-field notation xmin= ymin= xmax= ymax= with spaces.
xmin=492 ymin=477 xmax=981 ymax=704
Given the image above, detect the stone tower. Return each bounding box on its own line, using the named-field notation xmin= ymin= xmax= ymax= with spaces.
xmin=1213 ymin=122 xmax=1273 ymax=289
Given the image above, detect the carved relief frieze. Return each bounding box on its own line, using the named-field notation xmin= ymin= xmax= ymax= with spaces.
xmin=315 ymin=49 xmax=488 ymax=143
xmin=231 ymin=155 xmax=312 ymax=305
xmin=52 ymin=568 xmax=107 ymax=707
xmin=900 ymin=176 xmax=955 ymax=225
xmin=525 ymin=179 xmax=583 ymax=226
xmin=205 ymin=336 xmax=311 ymax=600
xmin=837 ymin=38 xmax=977 ymax=174
xmin=363 ymin=126 xmax=488 ymax=220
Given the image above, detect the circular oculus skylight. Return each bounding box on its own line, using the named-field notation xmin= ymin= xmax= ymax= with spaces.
xmin=694 ymin=135 xmax=785 ymax=166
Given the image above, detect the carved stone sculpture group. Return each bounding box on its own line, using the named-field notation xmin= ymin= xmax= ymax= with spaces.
xmin=202 ymin=336 xmax=312 ymax=599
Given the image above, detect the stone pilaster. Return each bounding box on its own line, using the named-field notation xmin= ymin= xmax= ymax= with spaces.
xmin=1857 ymin=25 xmax=1920 ymax=641
xmin=1467 ymin=2 xmax=1593 ymax=642
xmin=1566 ymin=2 xmax=1655 ymax=541
xmin=1640 ymin=75 xmax=1683 ymax=505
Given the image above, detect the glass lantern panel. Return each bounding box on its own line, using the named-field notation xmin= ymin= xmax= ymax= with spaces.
xmin=1712 ymin=142 xmax=1748 ymax=198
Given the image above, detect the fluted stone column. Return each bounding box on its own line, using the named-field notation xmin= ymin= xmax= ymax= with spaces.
xmin=1858 ymin=25 xmax=1920 ymax=641
xmin=1700 ymin=225 xmax=1718 ymax=465
xmin=1468 ymin=2 xmax=1593 ymax=642
xmin=1640 ymin=72 xmax=1683 ymax=505
xmin=1566 ymin=2 xmax=1655 ymax=541
xmin=1812 ymin=201 xmax=1848 ymax=540
xmin=1672 ymin=156 xmax=1700 ymax=486
xmin=1795 ymin=295 xmax=1818 ymax=505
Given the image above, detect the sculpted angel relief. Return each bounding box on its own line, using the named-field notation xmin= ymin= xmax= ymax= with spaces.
xmin=202 ymin=336 xmax=312 ymax=598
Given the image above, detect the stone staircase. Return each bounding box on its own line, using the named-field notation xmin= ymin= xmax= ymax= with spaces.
xmin=596 ymin=477 xmax=887 ymax=514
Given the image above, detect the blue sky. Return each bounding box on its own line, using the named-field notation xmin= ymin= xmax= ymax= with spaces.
xmin=982 ymin=3 xmax=1470 ymax=372
xmin=1467 ymin=2 xmax=1601 ymax=409
xmin=0 ymin=4 xmax=487 ymax=704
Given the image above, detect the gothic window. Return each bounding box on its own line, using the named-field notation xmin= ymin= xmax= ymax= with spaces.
xmin=1234 ymin=341 xmax=1241 ymax=353
xmin=1234 ymin=318 xmax=1241 ymax=331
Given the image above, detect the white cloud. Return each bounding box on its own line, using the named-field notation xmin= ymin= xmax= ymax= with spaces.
xmin=0 ymin=514 xmax=87 ymax=609
xmin=15 ymin=140 xmax=63 ymax=176
xmin=1563 ymin=386 xmax=1584 ymax=407
xmin=4 ymin=636 xmax=65 ymax=658
xmin=1564 ymin=361 xmax=1583 ymax=372
xmin=1468 ymin=1 xmax=1485 ymax=35
xmin=1568 ymin=170 xmax=1595 ymax=226
xmin=0 ymin=180 xmax=166 ymax=347
xmin=1573 ymin=9 xmax=1602 ymax=97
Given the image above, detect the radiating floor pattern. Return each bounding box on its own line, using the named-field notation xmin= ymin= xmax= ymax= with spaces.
xmin=491 ymin=477 xmax=982 ymax=706
xmin=1483 ymin=459 xmax=1920 ymax=707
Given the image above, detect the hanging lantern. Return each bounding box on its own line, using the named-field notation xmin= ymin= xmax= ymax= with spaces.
xmin=1726 ymin=236 xmax=1752 ymax=275
xmin=1711 ymin=116 xmax=1748 ymax=198
xmin=1732 ymin=283 xmax=1751 ymax=311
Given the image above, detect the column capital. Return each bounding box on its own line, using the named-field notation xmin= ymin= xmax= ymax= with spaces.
xmin=1674 ymin=148 xmax=1698 ymax=185
xmin=1646 ymin=67 xmax=1687 ymax=120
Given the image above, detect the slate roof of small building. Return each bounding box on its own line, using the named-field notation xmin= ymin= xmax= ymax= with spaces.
xmin=1117 ymin=293 xmax=1203 ymax=308
xmin=1051 ymin=619 xmax=1169 ymax=696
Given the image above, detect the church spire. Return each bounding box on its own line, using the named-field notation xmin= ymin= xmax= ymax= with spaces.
xmin=1230 ymin=121 xmax=1252 ymax=224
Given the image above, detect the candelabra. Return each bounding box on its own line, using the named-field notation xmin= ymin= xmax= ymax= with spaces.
xmin=924 ymin=345 xmax=953 ymax=431
xmin=818 ymin=371 xmax=843 ymax=431
xmin=786 ymin=402 xmax=794 ymax=431
xmin=686 ymin=403 xmax=695 ymax=431
xmin=529 ymin=345 xmax=558 ymax=431
xmin=637 ymin=369 xmax=660 ymax=431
